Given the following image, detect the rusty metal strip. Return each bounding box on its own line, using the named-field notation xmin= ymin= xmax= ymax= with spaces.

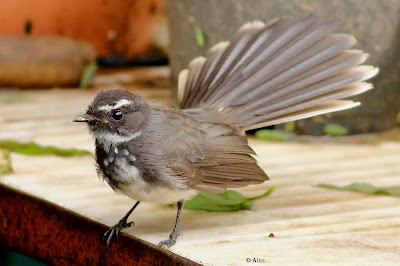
xmin=0 ymin=184 xmax=201 ymax=265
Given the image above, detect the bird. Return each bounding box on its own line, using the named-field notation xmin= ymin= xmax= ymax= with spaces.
xmin=73 ymin=13 xmax=378 ymax=248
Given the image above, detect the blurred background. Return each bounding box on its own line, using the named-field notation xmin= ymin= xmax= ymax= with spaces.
xmin=0 ymin=0 xmax=399 ymax=264
xmin=0 ymin=0 xmax=398 ymax=134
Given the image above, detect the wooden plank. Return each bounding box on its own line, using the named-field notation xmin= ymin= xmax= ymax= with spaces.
xmin=0 ymin=70 xmax=399 ymax=265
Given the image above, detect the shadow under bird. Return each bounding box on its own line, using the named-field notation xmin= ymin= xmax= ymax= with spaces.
xmin=74 ymin=14 xmax=378 ymax=248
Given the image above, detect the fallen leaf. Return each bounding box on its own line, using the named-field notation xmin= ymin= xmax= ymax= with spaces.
xmin=0 ymin=140 xmax=92 ymax=157
xmin=255 ymin=129 xmax=288 ymax=141
xmin=183 ymin=187 xmax=275 ymax=212
xmin=0 ymin=95 xmax=30 ymax=103
xmin=324 ymin=124 xmax=348 ymax=136
xmin=284 ymin=121 xmax=295 ymax=133
xmin=317 ymin=182 xmax=400 ymax=198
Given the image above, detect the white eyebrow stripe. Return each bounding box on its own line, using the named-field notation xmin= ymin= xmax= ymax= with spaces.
xmin=114 ymin=99 xmax=132 ymax=109
xmin=97 ymin=99 xmax=132 ymax=111
xmin=98 ymin=105 xmax=113 ymax=111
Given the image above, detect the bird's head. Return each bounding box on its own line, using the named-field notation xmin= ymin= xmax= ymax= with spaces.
xmin=73 ymin=89 xmax=150 ymax=145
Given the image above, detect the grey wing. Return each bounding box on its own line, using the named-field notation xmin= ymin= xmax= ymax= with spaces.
xmin=188 ymin=131 xmax=268 ymax=194
xmin=157 ymin=108 xmax=268 ymax=194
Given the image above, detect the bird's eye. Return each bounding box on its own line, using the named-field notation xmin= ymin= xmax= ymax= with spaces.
xmin=112 ymin=109 xmax=123 ymax=120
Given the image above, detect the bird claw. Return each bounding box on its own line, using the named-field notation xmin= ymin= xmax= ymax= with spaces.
xmin=103 ymin=219 xmax=134 ymax=247
xmin=158 ymin=231 xmax=180 ymax=249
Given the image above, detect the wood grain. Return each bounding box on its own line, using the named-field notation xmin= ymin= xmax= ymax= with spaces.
xmin=0 ymin=70 xmax=399 ymax=265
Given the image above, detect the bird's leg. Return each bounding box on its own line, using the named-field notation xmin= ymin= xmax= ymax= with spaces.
xmin=103 ymin=201 xmax=140 ymax=246
xmin=159 ymin=200 xmax=184 ymax=248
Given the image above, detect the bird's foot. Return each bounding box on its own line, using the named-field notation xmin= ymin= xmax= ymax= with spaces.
xmin=103 ymin=218 xmax=134 ymax=247
xmin=158 ymin=230 xmax=180 ymax=249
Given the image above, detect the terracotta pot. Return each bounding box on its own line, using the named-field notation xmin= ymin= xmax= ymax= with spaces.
xmin=0 ymin=36 xmax=95 ymax=87
xmin=0 ymin=0 xmax=165 ymax=57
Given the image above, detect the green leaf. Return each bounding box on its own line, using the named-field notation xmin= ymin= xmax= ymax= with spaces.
xmin=183 ymin=187 xmax=275 ymax=212
xmin=317 ymin=182 xmax=400 ymax=198
xmin=79 ymin=62 xmax=98 ymax=88
xmin=323 ymin=124 xmax=348 ymax=136
xmin=284 ymin=121 xmax=295 ymax=133
xmin=195 ymin=26 xmax=205 ymax=48
xmin=0 ymin=149 xmax=13 ymax=175
xmin=0 ymin=140 xmax=92 ymax=157
xmin=255 ymin=129 xmax=288 ymax=141
xmin=0 ymin=95 xmax=30 ymax=103
xmin=395 ymin=111 xmax=400 ymax=125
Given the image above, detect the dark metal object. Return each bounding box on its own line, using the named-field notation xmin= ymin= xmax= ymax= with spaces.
xmin=97 ymin=55 xmax=169 ymax=68
xmin=0 ymin=184 xmax=200 ymax=265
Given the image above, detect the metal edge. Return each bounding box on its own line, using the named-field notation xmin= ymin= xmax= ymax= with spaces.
xmin=0 ymin=183 xmax=202 ymax=265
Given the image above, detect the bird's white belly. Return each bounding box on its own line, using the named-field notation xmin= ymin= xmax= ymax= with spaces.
xmin=117 ymin=182 xmax=198 ymax=203
xmin=108 ymin=157 xmax=197 ymax=203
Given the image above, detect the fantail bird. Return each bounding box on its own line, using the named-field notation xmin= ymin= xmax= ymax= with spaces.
xmin=74 ymin=14 xmax=378 ymax=248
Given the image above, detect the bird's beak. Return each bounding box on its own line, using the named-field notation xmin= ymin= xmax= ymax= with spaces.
xmin=73 ymin=114 xmax=109 ymax=124
xmin=73 ymin=114 xmax=91 ymax=122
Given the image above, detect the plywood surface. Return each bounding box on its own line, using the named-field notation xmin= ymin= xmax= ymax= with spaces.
xmin=1 ymin=68 xmax=399 ymax=265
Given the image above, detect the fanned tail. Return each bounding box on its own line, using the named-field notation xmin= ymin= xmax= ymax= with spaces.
xmin=178 ymin=14 xmax=378 ymax=131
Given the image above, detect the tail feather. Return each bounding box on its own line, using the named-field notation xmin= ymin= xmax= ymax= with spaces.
xmin=231 ymin=66 xmax=377 ymax=123
xmin=184 ymin=41 xmax=230 ymax=106
xmin=177 ymin=69 xmax=188 ymax=103
xmin=208 ymin=15 xmax=338 ymax=107
xmin=228 ymin=53 xmax=371 ymax=117
xmin=180 ymin=57 xmax=206 ymax=105
xmin=226 ymin=34 xmax=356 ymax=107
xmin=273 ymin=50 xmax=369 ymax=95
xmin=240 ymin=83 xmax=373 ymax=129
xmin=178 ymin=14 xmax=378 ymax=131
xmin=181 ymin=20 xmax=267 ymax=108
xmin=244 ymin=100 xmax=359 ymax=130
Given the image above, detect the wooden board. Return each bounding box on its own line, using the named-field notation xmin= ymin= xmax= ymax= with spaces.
xmin=1 ymin=68 xmax=399 ymax=265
